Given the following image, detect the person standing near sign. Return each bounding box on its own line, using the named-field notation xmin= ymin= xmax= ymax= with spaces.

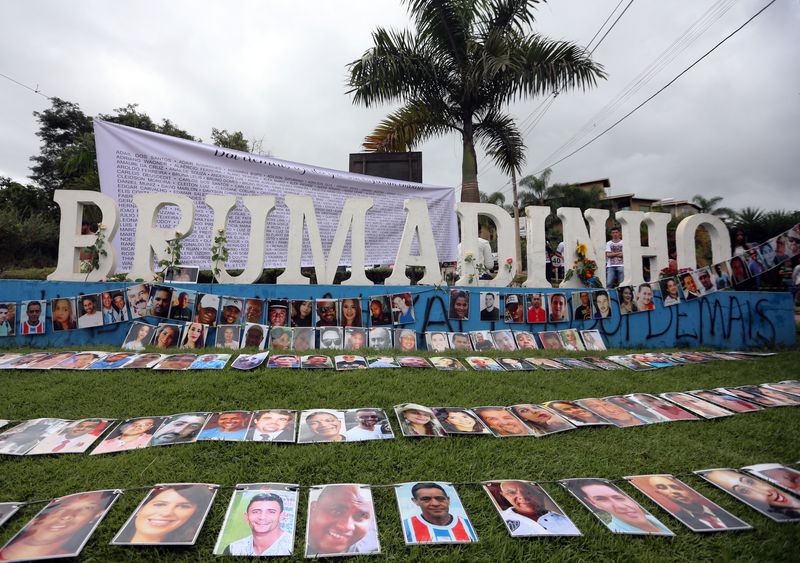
xmin=457 ymin=225 xmax=494 ymax=280
xmin=605 ymin=227 xmax=624 ymax=288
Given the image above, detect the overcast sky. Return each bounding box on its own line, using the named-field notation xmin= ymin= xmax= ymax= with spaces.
xmin=1 ymin=0 xmax=797 ymax=212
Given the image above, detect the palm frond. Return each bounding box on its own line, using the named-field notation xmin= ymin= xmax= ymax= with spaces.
xmin=361 ymin=101 xmax=456 ymax=152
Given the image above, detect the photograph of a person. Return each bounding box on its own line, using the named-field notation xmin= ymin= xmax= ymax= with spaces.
xmin=449 ymin=332 xmax=473 ymax=351
xmin=28 ymin=418 xmax=112 ymax=455
xmin=394 ymin=403 xmax=447 ymax=437
xmin=395 ymin=328 xmax=417 ymax=352
xmin=164 ymin=265 xmax=200 ymax=283
xmin=149 ymin=413 xmax=209 ymax=446
xmin=504 ymin=294 xmax=524 ymax=323
xmin=558 ymin=328 xmax=584 ymax=351
xmin=266 ymin=354 xmax=301 ymax=369
xmin=509 ymin=404 xmax=576 ymax=436
xmin=571 ymin=291 xmax=594 ymax=321
xmin=51 ymin=297 xmax=78 ymax=332
xmin=526 ymin=293 xmax=547 ymax=323
xmin=91 ymin=417 xmax=165 ymax=454
xmin=242 ymin=323 xmax=269 ymax=349
xmin=344 ymin=327 xmax=367 ymax=350
xmin=246 ymin=410 xmax=296 ymax=442
xmin=19 ymin=300 xmax=46 ymax=334
xmin=693 ymin=266 xmax=717 ymax=296
xmin=55 ymin=352 xmax=107 ymax=370
xmin=575 ymin=398 xmax=645 ymax=428
xmin=548 ymin=293 xmax=568 ymax=323
xmin=125 ymin=284 xmax=151 ymax=319
xmin=268 ymin=326 xmax=293 ymax=351
xmin=194 ymin=293 xmax=220 ymax=326
xmin=695 ymin=468 xmax=800 ymax=522
xmin=153 ymin=323 xmax=182 ymax=350
xmin=146 ymin=285 xmax=173 ymax=319
xmin=470 ymin=330 xmax=494 ymax=351
xmin=631 ymin=393 xmax=699 ymax=421
xmin=496 ymin=358 xmax=535 ymax=371
xmin=111 ymin=484 xmax=218 ymax=545
xmin=479 ymin=291 xmax=500 ymax=321
xmin=769 ymin=233 xmax=792 ymax=265
xmin=367 ymin=356 xmax=400 ymax=368
xmin=606 ymin=355 xmax=656 ymax=371
xmin=344 ymin=408 xmax=394 ymax=441
xmin=425 ymin=331 xmax=450 ymax=353
xmin=0 ymin=490 xmax=120 ymax=561
xmin=215 ymin=324 xmax=241 ymax=350
xmin=123 ymin=353 xmax=167 ymax=370
xmin=555 ymin=358 xmax=598 ymax=370
xmin=542 ymin=401 xmax=611 ymax=427
xmin=21 ymin=352 xmax=76 ymax=370
xmin=483 ymin=480 xmax=581 ymax=536
xmin=679 ymin=272 xmax=701 ymax=301
xmin=719 ymin=386 xmax=786 ymax=408
xmin=198 ymin=411 xmax=252 ymax=441
xmin=539 ymin=331 xmax=564 ymax=350
xmin=658 ymin=392 xmax=734 ymax=419
xmin=0 ymin=418 xmax=69 ymax=455
xmin=286 ymin=299 xmax=312 ymax=327
xmin=396 ymin=482 xmax=478 ymax=544
xmin=627 ymin=474 xmax=751 ymax=532
xmin=391 ymin=293 xmax=415 ymax=324
xmin=292 ymin=327 xmax=315 ymax=352
xmin=230 ymin=352 xmax=270 ymax=371
xmin=433 ymin=407 xmax=490 ymax=435
xmin=711 ymin=262 xmax=732 ymax=290
xmin=265 ymin=299 xmax=288 ymax=327
xmin=297 ymin=410 xmax=347 ymax=443
xmin=561 ymin=478 xmax=674 ymax=535
xmin=213 ymin=484 xmax=298 ymax=556
xmin=367 ymin=296 xmax=392 ymax=326
xmin=335 ymin=354 xmax=368 ymax=370
xmin=368 ymin=327 xmax=393 ymax=349
xmin=301 ymin=355 xmax=334 ymax=370
xmin=87 ymin=353 xmax=137 ymax=370
xmin=513 ymin=331 xmax=538 ymax=350
xmin=491 ymin=330 xmax=517 ymax=352
xmin=219 ymin=297 xmax=243 ymax=325
xmin=472 ymin=406 xmax=532 ymax=437
xmin=315 ymin=299 xmax=338 ymax=327
xmin=592 ymin=291 xmax=612 ymax=319
xmin=167 ymin=290 xmax=195 ymax=322
xmin=319 ymin=326 xmax=343 ymax=350
xmin=728 ymin=255 xmax=750 ymax=285
xmin=465 ymin=356 xmax=504 ymax=371
xmin=242 ymin=298 xmax=264 ymax=325
xmin=305 ymin=484 xmax=380 ymax=557
xmin=340 ymin=298 xmax=363 ymax=327
xmin=397 ymin=356 xmax=432 ymax=369
xmin=180 ymin=322 xmax=208 ymax=349
xmin=448 ymin=289 xmax=470 ymax=320
xmin=634 ymin=283 xmax=655 ymax=311
xmin=616 ymin=285 xmax=638 ymax=315
xmin=690 ymin=390 xmax=761 ymax=413
xmin=122 ymin=322 xmax=155 ymax=351
xmin=741 ymin=463 xmax=800 ymax=494
xmin=580 ymin=329 xmax=606 ymax=351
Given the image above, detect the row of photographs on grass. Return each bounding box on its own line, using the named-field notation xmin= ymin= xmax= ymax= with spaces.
xmin=1 ymin=379 xmax=796 ymax=457
xmin=1 ymin=463 xmax=799 ymax=561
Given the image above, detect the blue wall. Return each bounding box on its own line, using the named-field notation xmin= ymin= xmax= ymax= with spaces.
xmin=0 ymin=280 xmax=794 ymax=350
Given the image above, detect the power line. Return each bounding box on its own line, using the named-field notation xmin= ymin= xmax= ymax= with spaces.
xmin=0 ymin=72 xmax=51 ymax=100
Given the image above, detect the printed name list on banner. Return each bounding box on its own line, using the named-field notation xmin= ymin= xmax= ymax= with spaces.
xmin=94 ymin=120 xmax=458 ymax=271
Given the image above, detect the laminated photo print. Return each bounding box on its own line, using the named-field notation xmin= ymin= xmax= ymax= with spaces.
xmin=509 ymin=404 xmax=576 ymax=437
xmin=266 ymin=354 xmax=301 ymax=369
xmin=658 ymin=392 xmax=735 ymax=419
xmin=0 ymin=502 xmax=22 ymax=528
xmin=27 ymin=419 xmax=113 ymax=455
xmin=503 ymin=293 xmax=525 ymax=323
xmin=344 ymin=327 xmax=367 ymax=351
xmin=19 ymin=300 xmax=46 ymax=335
xmin=23 ymin=352 xmax=78 ymax=370
xmin=367 ymin=295 xmax=393 ymax=326
xmin=727 ymin=255 xmax=750 ymax=285
xmin=194 ymin=293 xmax=220 ymax=327
xmin=268 ymin=326 xmax=293 ymax=351
xmin=689 ymin=390 xmax=762 ymax=413
xmin=106 ymin=290 xmax=130 ymax=323
xmin=394 ymin=403 xmax=447 ymax=438
xmin=219 ymin=297 xmax=244 ymax=326
xmin=547 ymin=293 xmax=569 ymax=323
xmin=693 ymin=266 xmax=717 ymax=296
xmin=718 ymin=386 xmax=788 ymax=408
xmin=741 ymin=463 xmax=800 ymax=495
xmin=554 ymin=358 xmax=597 ymax=370
xmin=448 ymin=289 xmax=470 ymax=321
xmin=122 ymin=322 xmax=155 ymax=351
xmin=539 ymin=331 xmax=564 ymax=350
xmin=767 ymin=233 xmax=791 ymax=266
xmin=606 ymin=355 xmax=656 ymax=371
xmin=433 ymin=407 xmax=491 ymax=435
xmin=627 ymin=474 xmax=751 ymax=532
xmin=391 ymin=293 xmax=416 ymax=325
xmin=0 ymin=302 xmax=16 ymax=336
xmin=526 ymin=357 xmax=569 ymax=370
xmin=616 ymin=285 xmax=639 ymax=315
xmin=630 ymin=283 xmax=655 ymax=313
xmin=496 ymin=358 xmax=536 ymax=371
xmin=51 ymin=297 xmax=78 ymax=332
xmin=525 ymin=293 xmax=547 ymax=323
xmin=231 ymin=352 xmax=270 ymax=371
xmin=54 ymin=352 xmax=108 ymax=370
xmin=291 ymin=327 xmax=315 ymax=352
xmin=542 ymin=401 xmax=611 ymax=427
xmin=125 ymin=284 xmax=151 ymax=319
xmin=659 ymin=277 xmax=682 ymax=307
xmin=0 ymin=420 xmax=7 ymax=431
xmin=301 ymin=354 xmax=335 ymax=369
xmin=425 ymin=331 xmax=450 ymax=353
xmin=149 ymin=413 xmax=210 ymax=446
xmin=695 ymin=468 xmax=800 ymax=522
xmin=267 ymin=299 xmax=290 ymax=327
xmin=592 ymin=290 xmax=612 ymax=319
xmin=243 ymin=298 xmax=265 ymax=325
xmin=168 ymin=290 xmax=196 ymax=322
xmin=396 ymin=482 xmax=478 ymax=545
xmin=472 ymin=406 xmax=533 ymax=437
xmin=0 ymin=419 xmax=71 ymax=455
xmin=513 ymin=330 xmax=538 ymax=350
xmin=289 ymin=299 xmax=313 ymax=327
xmin=765 ymin=380 xmax=800 ymax=397
xmin=580 ymin=357 xmax=624 ymax=370
xmin=395 ymin=328 xmax=418 ymax=353
xmin=678 ymin=272 xmax=701 ymax=301
xmin=625 ymin=393 xmax=699 ymax=422
xmin=153 ymin=322 xmax=182 ymax=350
xmin=579 ymin=329 xmax=607 ymax=351
xmin=297 ymin=410 xmax=347 ymax=443
xmin=246 ymin=410 xmax=297 ymax=443
xmin=754 ymin=384 xmax=800 ymax=405
xmin=479 ymin=291 xmax=500 ymax=321
xmin=575 ymin=398 xmax=645 ymax=428
xmin=710 ymin=262 xmax=733 ymax=290
xmin=483 ymin=480 xmax=581 ymax=537
xmin=180 ymin=322 xmax=209 ymax=350
xmin=0 ymin=353 xmax=23 ymax=367
xmin=88 ymin=353 xmax=139 ymax=370
xmin=241 ymin=323 xmax=269 ymax=349
xmin=91 ymin=416 xmax=165 ymax=454
xmin=558 ymin=328 xmax=584 ymax=351
xmin=213 ymin=483 xmax=298 ymax=557
xmin=123 ymin=353 xmax=167 ymax=370
xmin=469 ymin=330 xmax=495 ymax=352
xmin=339 ymin=298 xmax=364 ymax=328
xmin=561 ymin=478 xmax=674 ymax=536
xmin=305 ymin=484 xmax=380 ymax=557
xmin=146 ymin=285 xmax=174 ymax=319
xmin=572 ymin=291 xmax=595 ymax=321
xmin=189 ymin=353 xmax=231 ymax=370
xmin=163 ymin=265 xmax=200 ymax=283
xmin=153 ymin=353 xmax=197 ymax=371
xmin=491 ymin=330 xmax=517 ymax=352
xmin=197 ymin=411 xmax=252 ymax=441
xmin=448 ymin=331 xmax=474 ymax=351
xmin=318 ymin=326 xmax=344 ymax=350
xmin=367 ymin=327 xmax=393 ymax=350
xmin=634 ymin=353 xmax=678 ymax=368
xmin=3 ymin=352 xmax=54 ymax=369
xmin=0 ymin=490 xmax=120 ymax=562
xmin=599 ymin=396 xmax=662 ymax=425
xmin=397 ymin=356 xmax=432 ymax=369
xmin=367 ymin=356 xmax=400 ymax=368
xmin=335 ymin=354 xmax=368 ymax=370
xmin=111 ymin=484 xmax=219 ymax=546
xmin=315 ymin=299 xmax=339 ymax=327
xmin=215 ymin=324 xmax=242 ymax=350
xmin=465 ymin=356 xmax=504 ymax=371
xmin=343 ymin=408 xmax=394 ymax=441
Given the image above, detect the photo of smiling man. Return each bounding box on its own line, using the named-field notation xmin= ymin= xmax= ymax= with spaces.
xmin=197 ymin=411 xmax=252 ymax=442
xmin=297 ymin=410 xmax=347 ymax=444
xmin=305 ymin=484 xmax=380 ymax=557
xmin=396 ymin=482 xmax=477 ymax=545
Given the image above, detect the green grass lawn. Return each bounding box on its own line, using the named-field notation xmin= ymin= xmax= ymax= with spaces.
xmin=1 ymin=346 xmax=799 ymax=562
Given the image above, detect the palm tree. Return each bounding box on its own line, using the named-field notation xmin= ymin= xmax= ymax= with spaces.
xmin=346 ymin=0 xmax=605 ymax=203
xmin=519 ymin=167 xmax=557 ymax=206
xmin=691 ymin=195 xmax=734 ymax=222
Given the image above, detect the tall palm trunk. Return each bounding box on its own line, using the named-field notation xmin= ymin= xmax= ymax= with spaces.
xmin=460 ymin=121 xmax=480 ymax=203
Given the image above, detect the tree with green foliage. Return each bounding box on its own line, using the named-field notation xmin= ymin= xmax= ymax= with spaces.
xmin=346 ymin=0 xmax=605 ymax=203
xmin=691 ymin=195 xmax=733 ymax=221
xmin=211 ymin=128 xmax=250 ymax=152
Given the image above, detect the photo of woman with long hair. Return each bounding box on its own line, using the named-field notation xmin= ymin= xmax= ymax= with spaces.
xmin=51 ymin=297 xmax=77 ymax=331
